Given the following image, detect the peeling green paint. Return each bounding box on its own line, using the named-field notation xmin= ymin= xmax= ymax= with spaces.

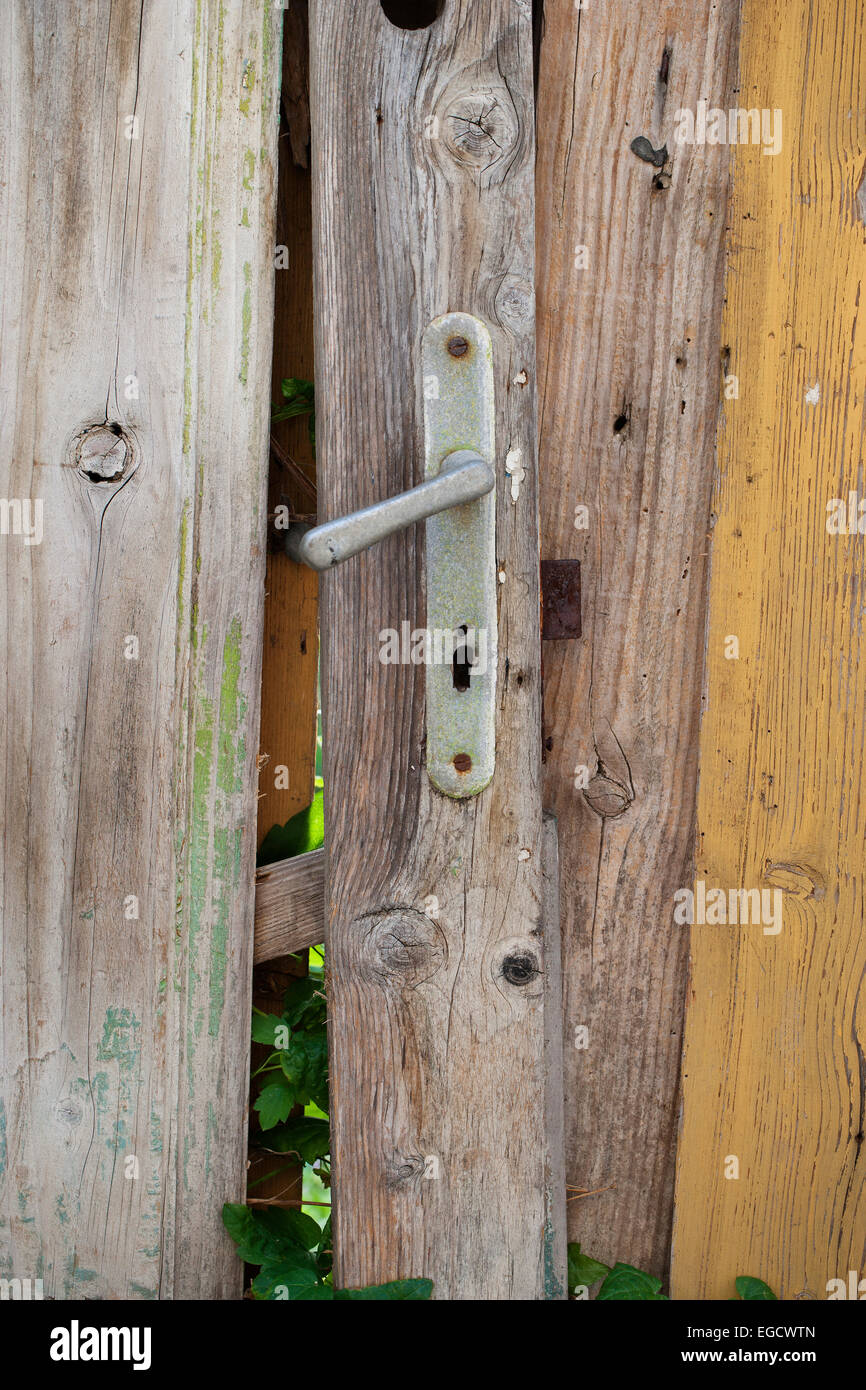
xmin=543 ymin=1216 xmax=565 ymax=1300
xmin=205 ymin=1101 xmax=218 ymax=1178
xmin=240 ymin=261 xmax=252 ymax=384
xmin=209 ymin=829 xmax=230 ymax=1036
xmin=211 ymin=218 xmax=222 ymax=295
xmin=239 ymin=59 xmax=256 ymax=116
xmin=240 ymin=146 xmax=256 ymax=244
xmin=242 ymin=148 xmax=256 ymax=194
xmin=216 ymin=0 xmax=226 ymax=119
xmin=217 ymin=618 xmax=246 ymax=796
xmin=109 ymin=1116 xmax=128 ymax=1152
xmin=72 ymin=1072 xmax=108 ymax=1116
xmin=96 ymin=1008 xmax=141 ymax=1074
xmin=188 ymin=690 xmax=215 ymax=1021
xmin=130 ymin=1282 xmax=158 ymax=1301
xmin=182 ymin=0 xmax=205 ymax=456
xmin=177 ymin=499 xmax=190 ymax=627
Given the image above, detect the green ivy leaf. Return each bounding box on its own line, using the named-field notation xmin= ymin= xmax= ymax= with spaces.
xmin=334 ymin=1278 xmax=434 ymax=1301
xmin=222 ymin=1202 xmax=256 ymax=1249
xmin=254 ymin=1206 xmax=322 ymax=1252
xmin=316 ymin=1215 xmax=333 ymax=1279
xmin=251 ymin=1249 xmax=321 ymax=1300
xmin=596 ymin=1263 xmax=669 ymax=1301
xmin=254 ymin=1079 xmax=295 ymax=1131
xmin=736 ymin=1275 xmax=778 ymax=1301
xmin=257 ymin=1115 xmax=330 ymax=1163
xmin=567 ymin=1242 xmax=611 ymax=1292
xmin=222 ymin=1204 xmax=290 ymax=1266
xmin=257 ymin=790 xmax=324 ymax=868
xmin=282 ymin=976 xmax=327 ymax=1033
xmin=290 ymin=1283 xmax=334 ymax=1301
xmin=251 ymin=1011 xmax=286 ymax=1047
xmin=279 ymin=1031 xmax=329 ymax=1113
xmin=275 ymin=378 xmax=314 ymax=414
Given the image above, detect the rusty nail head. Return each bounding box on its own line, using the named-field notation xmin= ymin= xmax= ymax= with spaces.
xmin=452 ymin=752 xmax=472 ymax=773
xmin=447 ymin=336 xmax=469 ymax=358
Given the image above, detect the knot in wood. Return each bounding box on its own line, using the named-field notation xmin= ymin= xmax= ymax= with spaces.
xmin=495 ymin=276 xmax=534 ymax=331
xmin=501 ymin=952 xmax=539 ymax=987
xmin=384 ymin=1152 xmax=426 ymax=1190
xmin=74 ymin=423 xmax=131 ymax=483
xmin=582 ymin=772 xmax=633 ymax=819
xmin=359 ymin=907 xmax=447 ymax=987
xmin=762 ymin=861 xmax=825 ymax=901
xmin=56 ymin=1097 xmax=83 ymax=1127
xmin=491 ymin=936 xmax=544 ymax=1000
xmin=440 ymin=86 xmax=519 ymax=172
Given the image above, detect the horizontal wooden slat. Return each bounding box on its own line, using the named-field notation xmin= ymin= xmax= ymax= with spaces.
xmin=254 ymin=849 xmax=325 ymax=963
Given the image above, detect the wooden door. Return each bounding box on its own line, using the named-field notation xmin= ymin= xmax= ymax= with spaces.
xmin=310 ymin=0 xmax=566 ymax=1299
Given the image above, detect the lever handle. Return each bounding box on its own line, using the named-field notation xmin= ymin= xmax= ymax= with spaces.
xmin=285 ymin=449 xmax=494 ymax=571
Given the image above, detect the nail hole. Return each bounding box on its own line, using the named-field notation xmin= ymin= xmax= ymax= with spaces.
xmin=380 ymin=0 xmax=444 ymax=30
xmin=453 ymin=753 xmax=472 ymax=773
xmin=613 ymin=411 xmax=629 ymax=434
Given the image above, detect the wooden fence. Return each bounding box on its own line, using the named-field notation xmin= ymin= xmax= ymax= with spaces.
xmin=1 ymin=0 xmax=863 ymax=1300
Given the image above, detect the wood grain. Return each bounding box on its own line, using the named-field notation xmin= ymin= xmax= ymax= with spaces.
xmin=0 ymin=0 xmax=280 ymax=1297
xmin=535 ymin=0 xmax=740 ymax=1276
xmin=254 ymin=850 xmax=325 ymax=963
xmin=310 ymin=0 xmax=565 ymax=1298
xmin=672 ymin=0 xmax=866 ymax=1299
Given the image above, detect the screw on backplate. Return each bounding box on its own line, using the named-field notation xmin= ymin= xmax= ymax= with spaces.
xmin=447 ymin=335 xmax=469 ymax=357
xmin=452 ymin=752 xmax=472 ymax=773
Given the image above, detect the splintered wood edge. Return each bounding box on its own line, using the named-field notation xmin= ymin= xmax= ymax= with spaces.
xmin=253 ymin=848 xmax=326 ymax=963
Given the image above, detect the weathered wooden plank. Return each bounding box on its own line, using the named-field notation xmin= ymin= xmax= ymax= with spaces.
xmin=672 ymin=0 xmax=866 ymax=1299
xmin=254 ymin=850 xmax=325 ymax=963
xmin=310 ymin=0 xmax=564 ymax=1298
xmin=0 ymin=0 xmax=280 ymax=1297
xmin=535 ymin=0 xmax=740 ymax=1275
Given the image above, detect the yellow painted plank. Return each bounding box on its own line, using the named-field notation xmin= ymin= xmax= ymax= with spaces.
xmin=672 ymin=0 xmax=866 ymax=1299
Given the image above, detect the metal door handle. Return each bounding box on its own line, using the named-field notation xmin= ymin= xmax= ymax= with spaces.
xmin=288 ymin=310 xmax=497 ymax=799
xmin=285 ymin=449 xmax=494 ymax=571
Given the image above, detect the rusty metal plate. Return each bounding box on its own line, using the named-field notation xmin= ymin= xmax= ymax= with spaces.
xmin=541 ymin=560 xmax=581 ymax=640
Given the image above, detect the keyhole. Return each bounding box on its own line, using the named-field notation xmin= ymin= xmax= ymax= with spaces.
xmin=453 ymin=625 xmax=471 ymax=692
xmin=380 ymin=0 xmax=444 ymax=30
